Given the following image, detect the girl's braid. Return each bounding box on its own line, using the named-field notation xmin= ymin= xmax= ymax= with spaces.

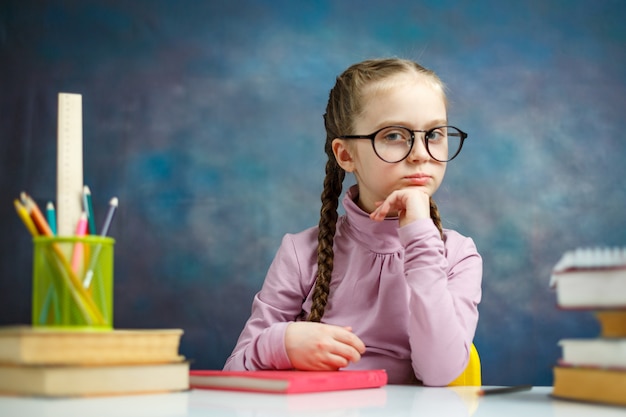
xmin=307 ymin=153 xmax=344 ymax=322
xmin=429 ymin=197 xmax=444 ymax=240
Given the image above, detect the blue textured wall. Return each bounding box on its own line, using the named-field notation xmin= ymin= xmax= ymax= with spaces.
xmin=1 ymin=0 xmax=625 ymax=386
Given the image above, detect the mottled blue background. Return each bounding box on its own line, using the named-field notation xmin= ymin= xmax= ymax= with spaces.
xmin=1 ymin=0 xmax=625 ymax=386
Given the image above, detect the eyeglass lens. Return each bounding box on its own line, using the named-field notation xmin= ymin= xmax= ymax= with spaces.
xmin=373 ymin=126 xmax=463 ymax=163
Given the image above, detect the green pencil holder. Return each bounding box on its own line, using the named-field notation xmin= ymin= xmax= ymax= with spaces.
xmin=32 ymin=236 xmax=114 ymax=330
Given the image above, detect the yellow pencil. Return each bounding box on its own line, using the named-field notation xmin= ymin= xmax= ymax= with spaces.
xmin=14 ymin=199 xmax=39 ymax=237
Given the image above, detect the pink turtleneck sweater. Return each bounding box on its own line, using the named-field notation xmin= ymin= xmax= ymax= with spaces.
xmin=223 ymin=185 xmax=482 ymax=386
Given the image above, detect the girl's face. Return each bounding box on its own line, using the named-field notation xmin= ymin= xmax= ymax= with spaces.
xmin=333 ymin=74 xmax=448 ymax=214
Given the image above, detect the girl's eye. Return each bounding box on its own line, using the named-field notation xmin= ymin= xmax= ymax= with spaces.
xmin=380 ymin=129 xmax=409 ymax=143
xmin=426 ymin=129 xmax=445 ymax=142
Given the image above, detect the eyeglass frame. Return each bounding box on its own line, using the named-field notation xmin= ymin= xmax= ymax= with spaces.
xmin=338 ymin=125 xmax=468 ymax=163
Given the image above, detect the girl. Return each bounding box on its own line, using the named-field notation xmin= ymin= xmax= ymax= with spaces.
xmin=223 ymin=58 xmax=482 ymax=386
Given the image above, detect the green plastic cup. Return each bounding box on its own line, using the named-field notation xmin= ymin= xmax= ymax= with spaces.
xmin=32 ymin=236 xmax=114 ymax=330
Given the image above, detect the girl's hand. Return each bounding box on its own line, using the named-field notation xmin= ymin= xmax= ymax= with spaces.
xmin=285 ymin=322 xmax=366 ymax=371
xmin=370 ymin=188 xmax=430 ymax=227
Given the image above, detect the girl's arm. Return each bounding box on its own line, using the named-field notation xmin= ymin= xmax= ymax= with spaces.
xmin=223 ymin=233 xmax=365 ymax=371
xmin=399 ymin=219 xmax=482 ymax=386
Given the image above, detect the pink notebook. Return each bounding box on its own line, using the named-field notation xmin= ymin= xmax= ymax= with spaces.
xmin=189 ymin=369 xmax=388 ymax=394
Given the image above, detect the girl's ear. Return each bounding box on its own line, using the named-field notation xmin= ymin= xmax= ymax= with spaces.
xmin=332 ymin=138 xmax=355 ymax=172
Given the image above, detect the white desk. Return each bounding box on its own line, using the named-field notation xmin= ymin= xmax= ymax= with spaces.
xmin=0 ymin=386 xmax=624 ymax=417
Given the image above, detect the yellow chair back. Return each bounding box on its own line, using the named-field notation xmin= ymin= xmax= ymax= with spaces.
xmin=448 ymin=343 xmax=481 ymax=386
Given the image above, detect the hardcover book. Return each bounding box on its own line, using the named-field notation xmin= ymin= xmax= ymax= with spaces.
xmin=0 ymin=326 xmax=184 ymax=365
xmin=595 ymin=310 xmax=626 ymax=338
xmin=0 ymin=362 xmax=189 ymax=397
xmin=550 ymin=247 xmax=626 ymax=308
xmin=552 ymin=365 xmax=626 ymax=407
xmin=189 ymin=369 xmax=388 ymax=394
xmin=558 ymin=339 xmax=626 ymax=368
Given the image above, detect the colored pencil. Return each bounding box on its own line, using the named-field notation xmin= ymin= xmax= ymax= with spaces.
xmin=21 ymin=192 xmax=54 ymax=236
xmin=14 ymin=199 xmax=39 ymax=237
xmin=46 ymin=202 xmax=57 ymax=235
xmin=82 ymin=185 xmax=97 ymax=235
xmin=71 ymin=212 xmax=88 ymax=274
xmin=100 ymin=197 xmax=118 ymax=236
xmin=83 ymin=197 xmax=118 ymax=289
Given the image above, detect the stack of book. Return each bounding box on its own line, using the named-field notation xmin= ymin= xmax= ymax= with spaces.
xmin=0 ymin=326 xmax=189 ymax=397
xmin=550 ymin=247 xmax=626 ymax=407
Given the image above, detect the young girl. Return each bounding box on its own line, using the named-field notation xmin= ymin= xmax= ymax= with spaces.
xmin=223 ymin=58 xmax=482 ymax=386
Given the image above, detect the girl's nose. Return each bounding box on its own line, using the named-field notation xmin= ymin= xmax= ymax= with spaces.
xmin=407 ymin=134 xmax=431 ymax=163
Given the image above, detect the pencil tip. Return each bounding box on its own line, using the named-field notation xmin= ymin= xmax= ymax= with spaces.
xmin=83 ymin=185 xmax=91 ymax=194
xmin=20 ymin=192 xmax=31 ymax=206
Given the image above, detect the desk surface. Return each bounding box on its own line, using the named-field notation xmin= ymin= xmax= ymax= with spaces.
xmin=0 ymin=386 xmax=624 ymax=417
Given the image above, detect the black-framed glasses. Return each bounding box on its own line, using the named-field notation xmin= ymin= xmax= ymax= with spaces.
xmin=339 ymin=125 xmax=468 ymax=163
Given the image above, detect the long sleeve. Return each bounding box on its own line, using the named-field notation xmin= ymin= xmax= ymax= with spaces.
xmin=223 ymin=234 xmax=313 ymax=371
xmin=399 ymin=219 xmax=482 ymax=386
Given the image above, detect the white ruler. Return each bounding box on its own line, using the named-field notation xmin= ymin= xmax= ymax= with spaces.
xmin=56 ymin=93 xmax=83 ymax=237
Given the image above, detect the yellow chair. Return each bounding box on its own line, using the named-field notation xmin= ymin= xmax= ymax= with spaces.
xmin=448 ymin=343 xmax=481 ymax=386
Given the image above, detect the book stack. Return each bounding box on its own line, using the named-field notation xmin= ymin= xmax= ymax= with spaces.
xmin=550 ymin=247 xmax=626 ymax=407
xmin=0 ymin=326 xmax=189 ymax=397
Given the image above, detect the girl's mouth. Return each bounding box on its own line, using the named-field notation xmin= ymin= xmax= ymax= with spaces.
xmin=404 ymin=174 xmax=430 ymax=186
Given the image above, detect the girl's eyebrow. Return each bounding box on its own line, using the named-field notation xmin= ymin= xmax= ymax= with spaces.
xmin=374 ymin=119 xmax=449 ymax=130
xmin=430 ymin=119 xmax=449 ymax=127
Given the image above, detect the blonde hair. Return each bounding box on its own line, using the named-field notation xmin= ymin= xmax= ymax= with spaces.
xmin=308 ymin=58 xmax=446 ymax=322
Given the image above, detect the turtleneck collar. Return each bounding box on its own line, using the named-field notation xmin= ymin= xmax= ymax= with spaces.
xmin=341 ymin=185 xmax=404 ymax=254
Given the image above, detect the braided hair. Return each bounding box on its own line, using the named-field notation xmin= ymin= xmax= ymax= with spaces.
xmin=307 ymin=58 xmax=446 ymax=322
